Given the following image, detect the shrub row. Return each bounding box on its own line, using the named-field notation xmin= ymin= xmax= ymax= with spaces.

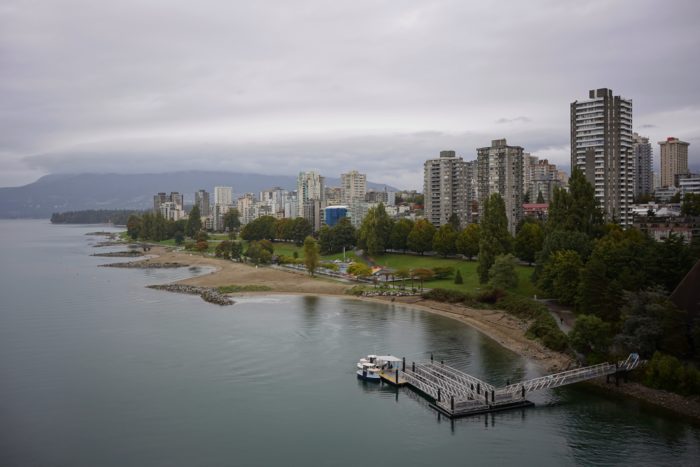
xmin=423 ymin=288 xmax=569 ymax=352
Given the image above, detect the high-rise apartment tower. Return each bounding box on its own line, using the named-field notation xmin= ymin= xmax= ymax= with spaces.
xmin=632 ymin=133 xmax=653 ymax=198
xmin=571 ymin=88 xmax=634 ymax=225
xmin=423 ymin=150 xmax=469 ymax=228
xmin=476 ymin=139 xmax=524 ymax=235
xmin=659 ymin=137 xmax=690 ymax=188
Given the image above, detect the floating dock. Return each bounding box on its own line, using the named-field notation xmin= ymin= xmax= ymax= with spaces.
xmin=376 ymin=353 xmax=641 ymax=418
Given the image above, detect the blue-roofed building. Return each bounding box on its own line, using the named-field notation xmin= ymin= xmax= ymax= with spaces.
xmin=324 ymin=205 xmax=349 ymax=227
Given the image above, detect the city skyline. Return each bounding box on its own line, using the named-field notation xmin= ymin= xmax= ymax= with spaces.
xmin=1 ymin=0 xmax=699 ymax=190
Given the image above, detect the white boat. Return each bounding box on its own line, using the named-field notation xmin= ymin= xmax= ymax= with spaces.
xmin=356 ymin=354 xmax=403 ymax=382
xmin=356 ymin=362 xmax=381 ymax=382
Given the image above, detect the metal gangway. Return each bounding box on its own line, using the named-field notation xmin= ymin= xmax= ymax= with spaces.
xmin=384 ymin=353 xmax=642 ymax=418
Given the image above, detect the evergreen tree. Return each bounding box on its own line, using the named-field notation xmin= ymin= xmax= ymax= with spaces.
xmin=546 ymin=168 xmax=603 ymax=236
xmin=185 ymin=205 xmax=202 ymax=238
xmin=454 ymin=269 xmax=463 ymax=285
xmin=477 ymin=193 xmax=512 ymax=283
xmin=126 ymin=214 xmax=142 ymax=240
xmin=536 ymin=190 xmax=545 ymax=204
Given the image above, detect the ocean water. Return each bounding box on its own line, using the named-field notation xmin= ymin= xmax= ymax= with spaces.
xmin=0 ymin=220 xmax=698 ymax=466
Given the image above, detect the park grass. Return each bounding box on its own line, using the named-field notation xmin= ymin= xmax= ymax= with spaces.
xmin=365 ymin=253 xmax=537 ymax=298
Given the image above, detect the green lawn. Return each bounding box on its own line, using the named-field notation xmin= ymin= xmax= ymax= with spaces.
xmin=367 ymin=253 xmax=537 ymax=298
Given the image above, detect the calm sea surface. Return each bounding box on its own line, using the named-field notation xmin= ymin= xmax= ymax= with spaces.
xmin=0 ymin=220 xmax=698 ymax=466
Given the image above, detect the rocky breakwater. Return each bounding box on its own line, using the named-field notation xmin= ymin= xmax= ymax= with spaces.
xmin=100 ymin=261 xmax=187 ymax=268
xmin=92 ymin=250 xmax=144 ymax=258
xmin=147 ymin=284 xmax=235 ymax=306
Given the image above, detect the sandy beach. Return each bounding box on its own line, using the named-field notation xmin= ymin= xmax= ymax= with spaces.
xmin=133 ymin=246 xmax=572 ymax=372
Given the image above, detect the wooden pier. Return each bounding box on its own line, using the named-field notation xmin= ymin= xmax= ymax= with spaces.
xmin=377 ymin=353 xmax=641 ymax=418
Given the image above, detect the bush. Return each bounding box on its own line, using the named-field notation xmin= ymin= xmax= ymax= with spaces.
xmin=421 ymin=288 xmax=482 ymax=307
xmin=496 ymin=294 xmax=548 ymax=320
xmin=476 ymin=287 xmax=506 ymax=304
xmin=644 ymin=352 xmax=700 ymax=396
xmin=432 ymin=266 xmax=455 ymax=279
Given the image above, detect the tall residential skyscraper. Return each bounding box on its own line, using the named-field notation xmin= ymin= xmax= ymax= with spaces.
xmin=477 ymin=139 xmax=524 ymax=234
xmin=632 ymin=133 xmax=653 ymax=198
xmin=214 ymin=186 xmax=233 ymax=207
xmin=340 ymin=170 xmax=367 ymax=205
xmin=659 ymin=137 xmax=690 ymax=188
xmin=297 ymin=171 xmax=325 ymax=225
xmin=194 ymin=189 xmax=211 ymax=217
xmin=423 ymin=150 xmax=469 ymax=228
xmin=571 ymin=88 xmax=634 ymax=225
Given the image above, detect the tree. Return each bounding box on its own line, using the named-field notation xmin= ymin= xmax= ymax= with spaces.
xmin=411 ymin=268 xmax=434 ymax=291
xmin=488 ymin=254 xmax=519 ymax=290
xmin=241 ymin=216 xmax=276 ymax=241
xmin=276 ymin=218 xmax=294 ymax=241
xmin=173 ymin=231 xmax=185 ymax=245
xmin=246 ymin=240 xmax=272 ymax=264
xmin=616 ymin=288 xmax=689 ymax=358
xmin=223 ymin=208 xmax=241 ymax=233
xmin=681 ymin=193 xmax=700 ymax=216
xmin=648 ymin=233 xmax=695 ymax=293
xmin=395 ymin=268 xmax=411 ymax=289
xmin=230 ymin=241 xmax=243 ymax=261
xmin=577 ymin=229 xmax=657 ymax=322
xmin=538 ymin=250 xmax=583 ymax=305
xmin=318 ymin=218 xmax=356 ymax=255
xmin=215 ymin=240 xmax=232 ymax=259
xmin=185 ymin=205 xmax=202 ymax=238
xmin=140 ymin=212 xmax=154 ymax=240
xmin=477 ymin=193 xmax=512 ymax=284
xmin=546 ymin=168 xmax=603 ymax=237
xmin=454 ymin=269 xmax=463 ymax=285
xmin=448 ymin=213 xmax=461 ymax=231
xmin=456 ymin=224 xmax=480 ymax=260
xmin=389 ymin=219 xmax=414 ymax=252
xmin=347 ymin=262 xmax=372 ymax=278
xmin=407 ymin=219 xmax=436 ymax=255
xmin=433 ymin=224 xmax=457 ymax=257
xmin=332 ymin=217 xmax=356 ymax=252
xmin=536 ymin=190 xmax=545 ymax=204
xmin=357 ymin=203 xmax=393 ymax=256
xmin=126 ymin=214 xmax=142 ymax=240
xmin=514 ymin=222 xmax=544 ymax=265
xmin=303 ymin=236 xmax=320 ymax=276
xmin=291 ymin=218 xmax=313 ymax=246
xmin=569 ymin=314 xmax=612 ymax=361
xmin=318 ymin=226 xmax=333 ymax=255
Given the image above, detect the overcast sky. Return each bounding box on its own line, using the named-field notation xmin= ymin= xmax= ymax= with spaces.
xmin=1 ymin=0 xmax=699 ymax=189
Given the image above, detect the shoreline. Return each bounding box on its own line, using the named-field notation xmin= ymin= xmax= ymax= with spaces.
xmin=106 ymin=243 xmax=700 ymax=422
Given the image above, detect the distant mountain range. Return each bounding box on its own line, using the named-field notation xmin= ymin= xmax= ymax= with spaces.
xmin=0 ymin=171 xmax=400 ymax=219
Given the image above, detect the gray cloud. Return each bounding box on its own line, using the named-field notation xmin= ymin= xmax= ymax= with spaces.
xmin=2 ymin=0 xmax=700 ymax=188
xmin=496 ymin=116 xmax=532 ymax=124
